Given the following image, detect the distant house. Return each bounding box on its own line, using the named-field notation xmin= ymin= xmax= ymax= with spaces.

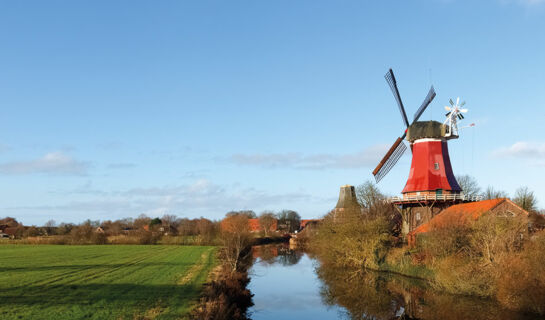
xmin=95 ymin=227 xmax=105 ymax=234
xmin=0 ymin=227 xmax=18 ymax=239
xmin=220 ymin=218 xmax=278 ymax=233
xmin=248 ymin=218 xmax=277 ymax=233
xmin=407 ymin=198 xmax=528 ymax=246
xmin=248 ymin=219 xmax=261 ymax=232
xmin=300 ymin=219 xmax=321 ymax=230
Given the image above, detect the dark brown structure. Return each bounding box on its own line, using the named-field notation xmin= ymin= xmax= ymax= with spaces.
xmin=335 ymin=185 xmax=362 ymax=219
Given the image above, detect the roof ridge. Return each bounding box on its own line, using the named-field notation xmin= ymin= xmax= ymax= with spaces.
xmin=488 ymin=198 xmax=506 ymax=211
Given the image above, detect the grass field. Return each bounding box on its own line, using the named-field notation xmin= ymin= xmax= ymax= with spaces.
xmin=0 ymin=245 xmax=217 ymax=320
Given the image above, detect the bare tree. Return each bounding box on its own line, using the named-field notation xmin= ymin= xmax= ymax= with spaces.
xmin=196 ymin=218 xmax=216 ymax=244
xmin=220 ymin=214 xmax=252 ymax=273
xmin=134 ymin=214 xmax=151 ymax=229
xmin=469 ymin=213 xmax=528 ymax=264
xmin=226 ymin=210 xmax=256 ymax=219
xmin=513 ymin=186 xmax=537 ymax=212
xmin=276 ymin=210 xmax=301 ymax=233
xmin=356 ymin=181 xmax=384 ymax=209
xmin=355 ymin=181 xmax=394 ymax=219
xmin=456 ymin=175 xmax=481 ymax=196
xmin=258 ymin=211 xmax=276 ymax=236
xmin=482 ymin=186 xmax=508 ymax=200
xmin=44 ymin=220 xmax=57 ymax=236
xmin=161 ymin=214 xmax=178 ymax=234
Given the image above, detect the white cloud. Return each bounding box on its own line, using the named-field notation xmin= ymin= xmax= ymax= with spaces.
xmin=0 ymin=152 xmax=89 ymax=175
xmin=494 ymin=141 xmax=545 ymax=159
xmin=6 ymin=179 xmax=324 ymax=222
xmin=229 ymin=144 xmax=391 ymax=170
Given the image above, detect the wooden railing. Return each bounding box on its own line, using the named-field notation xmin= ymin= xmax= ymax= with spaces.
xmin=389 ymin=194 xmax=482 ymax=202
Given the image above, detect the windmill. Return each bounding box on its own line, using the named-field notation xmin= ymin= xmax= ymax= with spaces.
xmin=372 ymin=69 xmax=436 ymax=183
xmin=371 ymin=69 xmax=478 ymax=235
xmin=444 ymin=97 xmax=468 ymax=137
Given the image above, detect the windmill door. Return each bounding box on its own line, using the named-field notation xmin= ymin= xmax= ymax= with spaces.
xmin=436 ymin=189 xmax=443 ymax=198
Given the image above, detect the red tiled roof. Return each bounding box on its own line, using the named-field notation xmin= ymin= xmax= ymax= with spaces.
xmin=300 ymin=219 xmax=321 ymax=229
xmin=248 ymin=219 xmax=260 ymax=232
xmin=221 ymin=217 xmax=277 ymax=232
xmin=409 ymin=198 xmax=528 ymax=237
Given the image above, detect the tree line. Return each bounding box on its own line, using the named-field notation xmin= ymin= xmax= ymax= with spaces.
xmin=0 ymin=208 xmax=302 ymax=245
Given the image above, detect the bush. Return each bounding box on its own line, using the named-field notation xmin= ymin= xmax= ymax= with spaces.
xmin=136 ymin=231 xmax=160 ymax=245
xmin=192 ymin=270 xmax=253 ymax=320
xmin=432 ymin=255 xmax=495 ymax=297
xmin=311 ymin=209 xmax=392 ymax=269
xmin=495 ymin=231 xmax=545 ymax=314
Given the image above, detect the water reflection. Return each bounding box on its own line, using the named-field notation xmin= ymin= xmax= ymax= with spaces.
xmin=316 ymin=261 xmax=534 ymax=320
xmin=252 ymin=244 xmax=303 ymax=266
xmin=249 ymin=245 xmax=534 ymax=320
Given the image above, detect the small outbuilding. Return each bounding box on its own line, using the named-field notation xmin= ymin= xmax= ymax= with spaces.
xmin=407 ymin=198 xmax=528 ymax=246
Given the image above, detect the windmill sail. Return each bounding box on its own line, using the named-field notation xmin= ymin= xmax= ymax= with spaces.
xmin=372 ymin=137 xmax=407 ymax=183
xmin=413 ymin=86 xmax=436 ymax=121
xmin=385 ymin=69 xmax=410 ymax=128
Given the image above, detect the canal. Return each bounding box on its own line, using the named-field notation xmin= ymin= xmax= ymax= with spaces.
xmin=247 ymin=244 xmax=537 ymax=320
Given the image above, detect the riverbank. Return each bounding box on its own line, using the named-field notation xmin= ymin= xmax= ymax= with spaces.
xmin=309 ymin=208 xmax=545 ymax=316
xmin=190 ymin=235 xmax=289 ymax=319
xmin=246 ymin=243 xmax=535 ymax=320
xmin=190 ymin=246 xmax=254 ymax=320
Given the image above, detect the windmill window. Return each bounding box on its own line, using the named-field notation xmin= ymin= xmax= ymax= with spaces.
xmin=434 ymin=163 xmax=439 ymax=170
xmin=416 ymin=212 xmax=421 ymax=220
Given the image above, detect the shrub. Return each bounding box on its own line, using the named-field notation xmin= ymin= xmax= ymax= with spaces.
xmin=495 ymin=231 xmax=545 ymax=314
xmin=311 ymin=210 xmax=391 ymax=269
xmin=432 ymin=255 xmax=495 ymax=297
xmin=191 ymin=270 xmax=253 ymax=320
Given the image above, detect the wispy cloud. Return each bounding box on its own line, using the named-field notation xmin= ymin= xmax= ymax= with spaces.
xmin=7 ymin=179 xmax=324 ymax=221
xmin=229 ymin=144 xmax=390 ymax=170
xmin=494 ymin=141 xmax=545 ymax=159
xmin=0 ymin=152 xmax=89 ymax=175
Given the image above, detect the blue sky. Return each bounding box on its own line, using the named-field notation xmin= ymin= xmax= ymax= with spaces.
xmin=1 ymin=0 xmax=544 ymax=225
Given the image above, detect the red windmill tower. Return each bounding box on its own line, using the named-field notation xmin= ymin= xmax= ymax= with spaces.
xmin=372 ymin=69 xmax=479 ymax=235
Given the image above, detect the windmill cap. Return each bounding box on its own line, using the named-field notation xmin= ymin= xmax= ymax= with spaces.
xmin=406 ymin=121 xmax=449 ymax=142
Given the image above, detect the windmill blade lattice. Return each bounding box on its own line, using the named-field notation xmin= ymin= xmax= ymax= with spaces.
xmin=413 ymin=86 xmax=436 ymax=122
xmin=373 ymin=138 xmax=407 ymax=183
xmin=385 ymin=69 xmax=410 ymax=128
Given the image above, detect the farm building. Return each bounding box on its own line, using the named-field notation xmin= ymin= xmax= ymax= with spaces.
xmin=0 ymin=225 xmax=17 ymax=239
xmin=247 ymin=218 xmax=277 ymax=233
xmin=407 ymin=198 xmax=528 ymax=246
xmin=221 ymin=218 xmax=278 ymax=233
xmin=300 ymin=219 xmax=321 ymax=230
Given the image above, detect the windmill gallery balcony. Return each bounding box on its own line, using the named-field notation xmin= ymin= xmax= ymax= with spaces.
xmin=389 ymin=193 xmax=482 ymax=204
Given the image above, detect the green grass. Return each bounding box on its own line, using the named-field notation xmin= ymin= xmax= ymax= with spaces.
xmin=0 ymin=245 xmax=217 ymax=320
